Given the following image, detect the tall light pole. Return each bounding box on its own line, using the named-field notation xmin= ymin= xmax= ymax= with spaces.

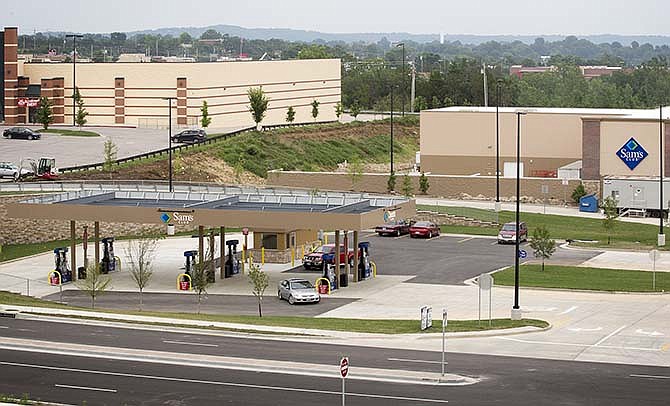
xmin=390 ymin=86 xmax=395 ymax=174
xmin=396 ymin=42 xmax=405 ymax=117
xmin=660 ymin=105 xmax=665 ymax=246
xmin=512 ymin=110 xmax=526 ymax=321
xmin=495 ymin=80 xmax=503 ymax=209
xmin=162 ymin=97 xmax=176 ymax=193
xmin=66 ymin=34 xmax=83 ymax=127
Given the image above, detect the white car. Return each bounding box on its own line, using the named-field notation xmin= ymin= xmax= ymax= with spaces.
xmin=0 ymin=162 xmax=24 ymax=180
xmin=277 ymin=278 xmax=320 ymax=305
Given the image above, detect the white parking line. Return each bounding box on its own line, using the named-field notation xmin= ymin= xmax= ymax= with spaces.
xmin=394 ymin=234 xmax=409 ymax=240
xmin=630 ymin=374 xmax=670 ymax=380
xmin=0 ymin=326 xmax=8 ymax=329
xmin=559 ymin=306 xmax=578 ymax=315
xmin=162 ymin=340 xmax=219 ymax=347
xmin=594 ymin=325 xmax=627 ymax=347
xmin=364 ymin=233 xmax=377 ymax=238
xmin=55 ymin=384 xmax=117 ymax=393
xmin=388 ymin=358 xmax=448 ymax=365
xmin=457 ymin=237 xmax=474 ymax=243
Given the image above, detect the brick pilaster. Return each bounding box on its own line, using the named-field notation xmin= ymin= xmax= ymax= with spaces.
xmin=176 ymin=77 xmax=187 ymax=126
xmin=114 ymin=77 xmax=125 ymax=124
xmin=17 ymin=76 xmax=29 ymax=123
xmin=3 ymin=27 xmax=19 ymax=125
xmin=665 ymin=120 xmax=670 ymax=177
xmin=582 ymin=118 xmax=601 ymax=180
xmin=52 ymin=77 xmax=65 ymax=124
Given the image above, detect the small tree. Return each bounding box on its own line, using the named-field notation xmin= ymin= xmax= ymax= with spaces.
xmin=311 ymin=99 xmax=320 ymax=121
xmin=529 ymin=226 xmax=556 ymax=271
xmin=173 ymin=151 xmax=186 ymax=178
xmin=602 ymin=196 xmax=618 ymax=245
xmin=347 ymin=159 xmax=364 ymax=190
xmin=200 ymin=101 xmax=212 ymax=128
xmin=76 ymin=264 xmax=111 ymax=309
xmin=248 ymin=263 xmax=269 ymax=317
xmin=387 ymin=171 xmax=397 ymax=193
xmin=350 ymin=101 xmax=361 ymax=120
xmin=247 ymin=87 xmax=269 ymax=130
xmin=191 ymin=246 xmax=213 ymax=314
xmin=419 ymin=171 xmax=430 ymax=194
xmin=36 ymin=96 xmax=54 ymax=130
xmin=102 ymin=138 xmax=118 ymax=174
xmin=286 ymin=106 xmax=296 ymax=123
xmin=334 ymin=102 xmax=344 ymax=121
xmin=402 ymin=174 xmax=414 ymax=197
xmin=125 ymin=235 xmax=159 ymax=311
xmin=74 ymin=87 xmax=88 ymax=129
xmin=571 ymin=183 xmax=587 ymax=204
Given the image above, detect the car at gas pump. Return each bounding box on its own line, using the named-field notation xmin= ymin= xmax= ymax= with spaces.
xmin=278 ymin=278 xmax=320 ymax=305
xmin=302 ymin=244 xmax=354 ymax=270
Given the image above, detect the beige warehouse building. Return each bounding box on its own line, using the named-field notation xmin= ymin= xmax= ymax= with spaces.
xmin=420 ymin=106 xmax=670 ymax=182
xmin=2 ymin=27 xmax=341 ymax=128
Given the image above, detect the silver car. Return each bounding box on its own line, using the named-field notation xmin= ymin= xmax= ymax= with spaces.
xmin=278 ymin=278 xmax=320 ymax=305
xmin=0 ymin=162 xmax=21 ymax=180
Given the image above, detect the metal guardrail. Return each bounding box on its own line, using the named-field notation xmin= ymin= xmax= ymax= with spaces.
xmin=57 ymin=120 xmax=339 ymax=174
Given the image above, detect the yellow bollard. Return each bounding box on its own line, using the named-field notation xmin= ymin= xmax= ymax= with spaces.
xmin=324 ymin=235 xmax=328 ymax=244
xmin=242 ymin=249 xmax=246 ymax=274
xmin=249 ymin=252 xmax=253 ymax=266
xmin=261 ymin=247 xmax=265 ymax=265
xmin=291 ymin=247 xmax=295 ymax=267
xmin=301 ymin=245 xmax=305 ymax=259
xmin=371 ymin=261 xmax=377 ymax=277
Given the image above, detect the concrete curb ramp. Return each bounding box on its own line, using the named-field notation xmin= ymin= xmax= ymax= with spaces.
xmin=0 ymin=336 xmax=478 ymax=387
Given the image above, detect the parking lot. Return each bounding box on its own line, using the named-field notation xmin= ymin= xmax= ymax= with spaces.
xmin=294 ymin=233 xmax=601 ymax=285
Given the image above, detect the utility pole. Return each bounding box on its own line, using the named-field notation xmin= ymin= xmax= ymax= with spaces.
xmin=482 ymin=63 xmax=488 ymax=107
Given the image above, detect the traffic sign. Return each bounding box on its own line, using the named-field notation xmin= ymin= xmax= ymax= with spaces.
xmin=242 ymin=227 xmax=249 ymax=236
xmin=340 ymin=357 xmax=349 ymax=378
xmin=518 ymin=249 xmax=527 ymax=259
xmin=479 ymin=273 xmax=493 ymax=290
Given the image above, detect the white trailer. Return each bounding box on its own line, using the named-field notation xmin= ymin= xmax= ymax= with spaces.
xmin=603 ymin=177 xmax=669 ymax=216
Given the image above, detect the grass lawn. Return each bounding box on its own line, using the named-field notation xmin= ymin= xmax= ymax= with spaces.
xmin=0 ymin=292 xmax=547 ymax=334
xmin=494 ymin=264 xmax=670 ymax=292
xmin=419 ymin=204 xmax=663 ymax=250
xmin=38 ymin=129 xmax=100 ymax=137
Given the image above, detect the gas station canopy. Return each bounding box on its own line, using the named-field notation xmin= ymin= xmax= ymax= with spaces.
xmin=8 ymin=187 xmax=415 ymax=231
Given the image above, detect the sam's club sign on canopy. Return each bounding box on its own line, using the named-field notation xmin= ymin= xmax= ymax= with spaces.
xmin=618 ymin=137 xmax=648 ymax=170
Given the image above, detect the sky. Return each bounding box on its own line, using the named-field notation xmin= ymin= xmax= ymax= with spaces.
xmin=1 ymin=0 xmax=668 ymax=36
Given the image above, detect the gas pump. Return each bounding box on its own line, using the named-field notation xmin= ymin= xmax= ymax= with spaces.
xmin=100 ymin=237 xmax=116 ymax=274
xmin=358 ymin=242 xmax=372 ymax=280
xmin=224 ymin=240 xmax=240 ymax=278
xmin=183 ymin=250 xmax=198 ymax=276
xmin=53 ymin=247 xmax=72 ymax=283
xmin=322 ymin=261 xmax=337 ymax=290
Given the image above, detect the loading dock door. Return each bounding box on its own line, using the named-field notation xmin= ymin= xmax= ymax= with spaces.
xmin=504 ymin=162 xmax=524 ymax=178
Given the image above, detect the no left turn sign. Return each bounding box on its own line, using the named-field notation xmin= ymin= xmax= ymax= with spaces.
xmin=340 ymin=357 xmax=349 ymax=378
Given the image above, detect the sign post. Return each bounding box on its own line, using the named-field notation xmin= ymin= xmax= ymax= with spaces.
xmin=441 ymin=307 xmax=447 ymax=377
xmin=340 ymin=356 xmax=349 ymax=406
xmin=541 ymin=185 xmax=549 ymax=214
xmin=478 ymin=273 xmax=494 ymax=327
xmin=649 ymin=249 xmax=660 ymax=291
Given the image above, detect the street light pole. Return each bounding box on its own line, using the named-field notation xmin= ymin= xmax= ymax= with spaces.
xmin=66 ymin=34 xmax=83 ymax=127
xmin=396 ymin=43 xmax=405 ymax=117
xmin=496 ymin=80 xmax=502 ymax=206
xmin=162 ymin=97 xmax=176 ymax=193
xmin=390 ymin=86 xmax=394 ymax=174
xmin=660 ymin=105 xmax=665 ymax=246
xmin=512 ymin=111 xmax=526 ymax=320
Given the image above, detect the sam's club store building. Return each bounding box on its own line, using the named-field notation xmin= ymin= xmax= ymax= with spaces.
xmin=420 ymin=106 xmax=669 ymax=209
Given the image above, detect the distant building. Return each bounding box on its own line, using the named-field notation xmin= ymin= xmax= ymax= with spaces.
xmin=116 ymin=53 xmax=151 ymax=63
xmin=510 ymin=65 xmax=623 ymax=79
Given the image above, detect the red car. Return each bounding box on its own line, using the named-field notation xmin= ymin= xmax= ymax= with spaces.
xmin=375 ymin=219 xmax=411 ymax=237
xmin=302 ymin=244 xmax=355 ymax=270
xmin=409 ymin=221 xmax=440 ymax=239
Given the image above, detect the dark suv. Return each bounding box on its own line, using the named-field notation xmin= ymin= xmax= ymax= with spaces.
xmin=2 ymin=127 xmax=41 ymax=140
xmin=171 ymin=129 xmax=206 ymax=144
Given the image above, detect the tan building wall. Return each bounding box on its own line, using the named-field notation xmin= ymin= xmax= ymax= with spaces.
xmin=420 ymin=110 xmax=584 ymax=176
xmin=20 ymin=59 xmax=341 ymax=128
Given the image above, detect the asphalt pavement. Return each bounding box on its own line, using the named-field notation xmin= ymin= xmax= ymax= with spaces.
xmin=0 ymin=317 xmax=669 ymax=405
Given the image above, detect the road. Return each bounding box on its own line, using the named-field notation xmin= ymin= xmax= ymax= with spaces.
xmin=0 ymin=317 xmax=669 ymax=405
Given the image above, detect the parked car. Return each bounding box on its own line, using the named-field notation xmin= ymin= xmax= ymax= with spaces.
xmin=171 ymin=129 xmax=206 ymax=144
xmin=302 ymin=244 xmax=355 ymax=270
xmin=375 ymin=219 xmax=412 ymax=237
xmin=2 ymin=127 xmax=41 ymax=140
xmin=497 ymin=222 xmax=528 ymax=244
xmin=409 ymin=221 xmax=441 ymax=239
xmin=277 ymin=278 xmax=320 ymax=305
xmin=0 ymin=162 xmax=31 ymax=180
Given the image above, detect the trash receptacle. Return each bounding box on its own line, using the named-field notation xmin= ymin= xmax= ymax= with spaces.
xmin=579 ymin=194 xmax=598 ymax=213
xmin=77 ymin=266 xmax=87 ymax=280
xmin=339 ymin=272 xmax=348 ymax=288
xmin=318 ymin=282 xmax=329 ymax=295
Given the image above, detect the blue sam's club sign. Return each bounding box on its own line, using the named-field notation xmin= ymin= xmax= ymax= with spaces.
xmin=618 ymin=137 xmax=648 ymax=170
